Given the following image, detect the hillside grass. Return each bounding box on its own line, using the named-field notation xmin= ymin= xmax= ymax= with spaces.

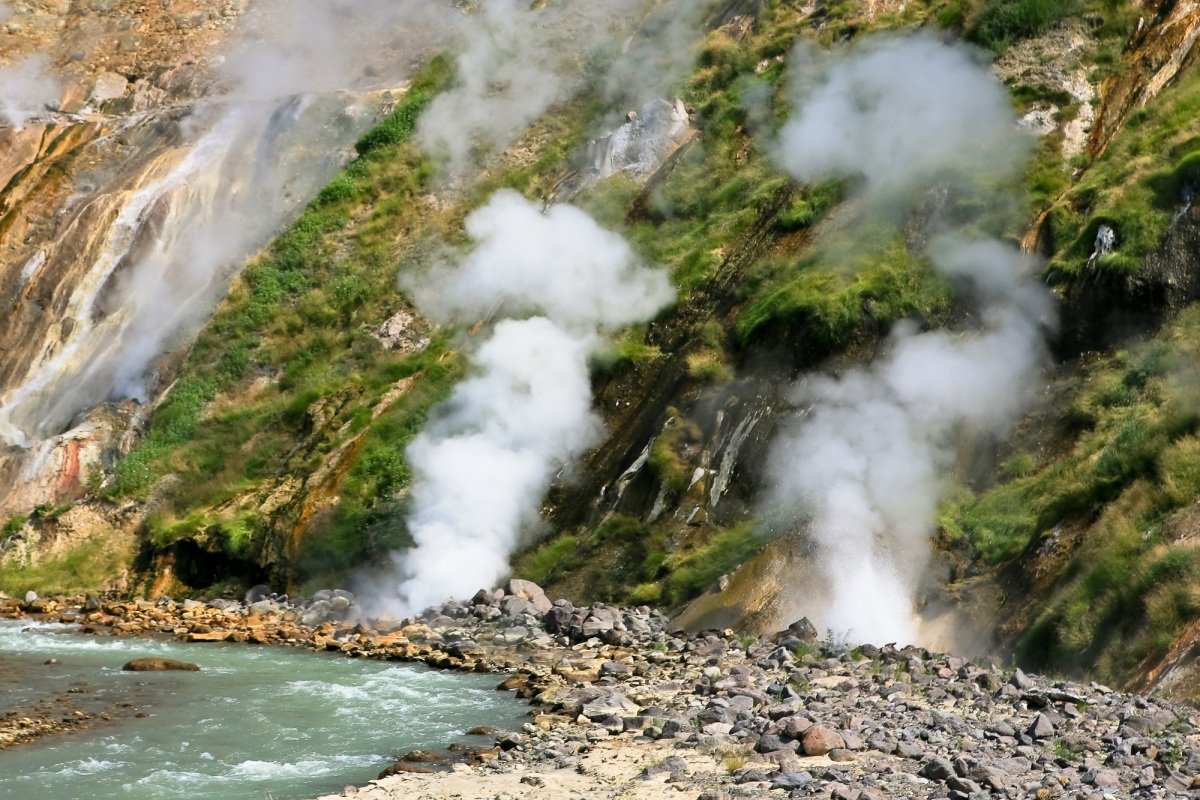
xmin=1045 ymin=62 xmax=1200 ymax=278
xmin=941 ymin=306 xmax=1200 ymax=679
xmin=513 ymin=514 xmax=762 ymax=611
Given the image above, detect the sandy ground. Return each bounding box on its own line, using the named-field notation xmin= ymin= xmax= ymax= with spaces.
xmin=315 ymin=738 xmax=735 ymax=800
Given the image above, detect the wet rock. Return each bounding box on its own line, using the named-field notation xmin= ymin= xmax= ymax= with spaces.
xmin=122 ymin=658 xmax=200 ymax=672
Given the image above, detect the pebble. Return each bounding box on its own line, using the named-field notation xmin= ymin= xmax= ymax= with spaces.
xmin=5 ymin=583 xmax=1200 ymax=800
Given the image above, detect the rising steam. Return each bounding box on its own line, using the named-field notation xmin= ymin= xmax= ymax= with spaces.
xmin=417 ymin=0 xmax=711 ymax=175
xmin=0 ymin=54 xmax=60 ymax=129
xmin=766 ymin=34 xmax=1053 ymax=644
xmin=0 ymin=0 xmax=710 ymax=446
xmin=367 ymin=190 xmax=673 ymax=616
xmin=0 ymin=0 xmax=456 ymax=443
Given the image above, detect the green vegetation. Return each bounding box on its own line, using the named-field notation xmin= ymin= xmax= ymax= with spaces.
xmin=968 ymin=0 xmax=1082 ymax=52
xmin=513 ymin=516 xmax=761 ymax=611
xmin=942 ymin=307 xmax=1200 ymax=680
xmin=1046 ymin=68 xmax=1200 ymax=277
xmin=734 ymin=231 xmax=950 ymax=352
xmin=0 ymin=531 xmax=135 ymax=596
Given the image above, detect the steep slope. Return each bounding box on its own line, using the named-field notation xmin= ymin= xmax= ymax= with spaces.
xmin=4 ymin=0 xmax=1200 ymax=702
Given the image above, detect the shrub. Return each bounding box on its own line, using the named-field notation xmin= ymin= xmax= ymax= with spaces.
xmin=969 ymin=0 xmax=1082 ymax=52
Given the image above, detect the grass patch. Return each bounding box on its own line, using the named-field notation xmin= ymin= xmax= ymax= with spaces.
xmin=945 ymin=306 xmax=1200 ymax=683
xmin=1047 ymin=68 xmax=1200 ymax=278
xmin=0 ymin=531 xmax=135 ymax=596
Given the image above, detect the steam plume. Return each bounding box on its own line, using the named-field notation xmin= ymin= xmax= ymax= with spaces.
xmin=417 ymin=0 xmax=712 ymax=175
xmin=0 ymin=0 xmax=458 ymax=442
xmin=768 ymin=241 xmax=1052 ymax=644
xmin=0 ymin=55 xmax=60 ymax=129
xmin=766 ymin=34 xmax=1052 ymax=644
xmin=778 ymin=34 xmax=1028 ymax=205
xmin=1 ymin=0 xmax=711 ymax=445
xmin=369 ymin=190 xmax=673 ymax=616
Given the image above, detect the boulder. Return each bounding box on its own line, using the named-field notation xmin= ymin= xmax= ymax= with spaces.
xmin=581 ymin=691 xmax=640 ymax=720
xmin=801 ymin=725 xmax=845 ymax=756
xmin=122 ymin=658 xmax=200 ymax=672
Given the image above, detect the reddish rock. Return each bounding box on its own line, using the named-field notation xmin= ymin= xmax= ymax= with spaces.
xmin=801 ymin=725 xmax=846 ymax=757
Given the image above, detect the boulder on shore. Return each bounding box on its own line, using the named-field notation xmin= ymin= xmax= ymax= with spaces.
xmin=122 ymin=657 xmax=200 ymax=672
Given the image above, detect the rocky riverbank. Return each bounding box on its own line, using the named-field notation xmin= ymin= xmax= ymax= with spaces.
xmin=5 ymin=582 xmax=1200 ymax=798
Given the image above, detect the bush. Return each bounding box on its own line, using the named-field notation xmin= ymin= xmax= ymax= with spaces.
xmin=970 ymin=0 xmax=1082 ymax=52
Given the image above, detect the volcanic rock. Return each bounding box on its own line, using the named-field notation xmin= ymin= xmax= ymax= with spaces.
xmin=122 ymin=658 xmax=200 ymax=672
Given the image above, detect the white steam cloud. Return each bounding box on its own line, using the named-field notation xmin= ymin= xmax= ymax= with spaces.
xmin=766 ymin=34 xmax=1052 ymax=644
xmin=1 ymin=0 xmax=711 ymax=445
xmin=0 ymin=0 xmax=458 ymax=443
xmin=778 ymin=34 xmax=1028 ymax=204
xmin=769 ymin=241 xmax=1052 ymax=644
xmin=370 ymin=190 xmax=673 ymax=616
xmin=417 ymin=0 xmax=712 ymax=175
xmin=0 ymin=55 xmax=60 ymax=129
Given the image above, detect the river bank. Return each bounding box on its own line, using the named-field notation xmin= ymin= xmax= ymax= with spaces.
xmin=6 ymin=583 xmax=1200 ymax=798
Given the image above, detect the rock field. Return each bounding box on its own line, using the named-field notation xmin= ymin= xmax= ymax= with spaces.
xmin=5 ymin=581 xmax=1200 ymax=799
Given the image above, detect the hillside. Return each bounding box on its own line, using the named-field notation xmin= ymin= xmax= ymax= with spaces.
xmin=3 ymin=0 xmax=1200 ymax=700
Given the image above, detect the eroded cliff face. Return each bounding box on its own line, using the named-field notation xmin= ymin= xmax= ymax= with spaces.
xmin=0 ymin=0 xmax=240 ymax=514
xmin=0 ymin=0 xmax=417 ymax=515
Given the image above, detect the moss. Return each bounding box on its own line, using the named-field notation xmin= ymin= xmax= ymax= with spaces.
xmin=648 ymin=418 xmax=692 ymax=495
xmin=945 ymin=306 xmax=1200 ymax=681
xmin=1048 ymin=69 xmax=1200 ymax=277
xmin=735 ymin=233 xmax=949 ymax=352
xmin=660 ymin=523 xmax=762 ymax=607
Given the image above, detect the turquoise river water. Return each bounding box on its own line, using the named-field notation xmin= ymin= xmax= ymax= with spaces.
xmin=0 ymin=619 xmax=526 ymax=800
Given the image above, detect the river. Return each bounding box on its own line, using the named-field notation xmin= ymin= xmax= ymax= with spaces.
xmin=0 ymin=620 xmax=526 ymax=799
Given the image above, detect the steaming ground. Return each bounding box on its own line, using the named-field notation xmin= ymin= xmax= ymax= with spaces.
xmin=765 ymin=35 xmax=1054 ymax=645
xmin=363 ymin=192 xmax=673 ymax=616
xmin=0 ymin=53 xmax=59 ymax=130
xmin=0 ymin=0 xmax=709 ymax=444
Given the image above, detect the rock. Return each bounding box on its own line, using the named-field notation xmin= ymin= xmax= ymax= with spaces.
xmin=247 ymin=600 xmax=277 ymax=616
xmin=757 ymin=733 xmax=799 ymax=754
xmin=1027 ymin=712 xmax=1056 ymax=740
xmin=245 ymin=585 xmax=270 ymax=604
xmin=505 ymin=579 xmax=544 ymax=600
xmin=24 ymin=591 xmax=37 ymax=604
xmin=919 ymin=756 xmax=956 ymax=782
xmin=827 ymin=748 xmax=856 ymax=762
xmin=771 ymin=772 xmax=813 ymax=790
xmin=780 ymin=617 xmax=818 ymax=642
xmin=581 ymin=691 xmax=640 ymax=720
xmin=583 ymin=97 xmax=692 ymax=182
xmin=300 ymin=600 xmax=333 ymax=626
xmin=800 ymin=725 xmax=845 ymax=756
xmin=122 ymin=658 xmax=200 ymax=672
xmin=599 ymin=659 xmax=631 ymax=677
xmin=377 ymin=761 xmax=434 ymax=778
xmin=400 ymin=749 xmax=439 ymax=763
xmin=1009 ymin=668 xmax=1034 ymax=690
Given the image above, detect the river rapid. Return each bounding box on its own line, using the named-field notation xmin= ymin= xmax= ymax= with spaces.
xmin=0 ymin=620 xmax=526 ymax=800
